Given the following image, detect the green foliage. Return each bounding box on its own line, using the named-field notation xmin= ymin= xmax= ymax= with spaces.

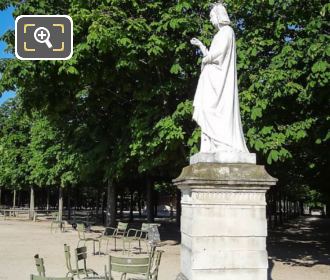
xmin=0 ymin=0 xmax=329 ymax=201
xmin=29 ymin=114 xmax=81 ymax=188
xmin=0 ymin=100 xmax=31 ymax=190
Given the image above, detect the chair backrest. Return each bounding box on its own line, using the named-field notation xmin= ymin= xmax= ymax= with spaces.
xmin=30 ymin=275 xmax=73 ymax=280
xmin=141 ymin=223 xmax=160 ymax=231
xmin=34 ymin=254 xmax=46 ymax=277
xmin=117 ymin=222 xmax=128 ymax=231
xmin=75 ymin=246 xmax=88 ymax=273
xmin=76 ymin=223 xmax=86 ymax=240
xmin=51 ymin=212 xmax=59 ymax=221
xmin=108 ymin=254 xmax=151 ymax=279
xmin=63 ymin=244 xmax=73 ymax=273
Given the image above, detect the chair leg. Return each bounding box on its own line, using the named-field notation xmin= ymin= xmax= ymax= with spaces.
xmin=122 ymin=239 xmax=127 ymax=254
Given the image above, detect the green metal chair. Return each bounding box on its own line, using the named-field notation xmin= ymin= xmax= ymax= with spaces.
xmin=106 ymin=250 xmax=163 ymax=280
xmin=50 ymin=212 xmax=64 ymax=233
xmin=123 ymin=223 xmax=160 ymax=254
xmin=34 ymin=254 xmax=46 ymax=277
xmin=75 ymin=246 xmax=98 ymax=279
xmin=99 ymin=222 xmax=128 ymax=253
xmin=30 ymin=276 xmax=73 ymax=280
xmin=33 ymin=255 xmax=74 ymax=280
xmin=64 ymin=244 xmax=98 ymax=278
xmin=147 ymin=250 xmax=163 ymax=280
xmin=77 ymin=223 xmax=100 ymax=255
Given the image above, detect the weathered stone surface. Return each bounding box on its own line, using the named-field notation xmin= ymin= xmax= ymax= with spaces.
xmin=190 ymin=151 xmax=256 ymax=165
xmin=173 ymin=163 xmax=277 ymax=280
xmin=174 ymin=163 xmax=276 ymax=185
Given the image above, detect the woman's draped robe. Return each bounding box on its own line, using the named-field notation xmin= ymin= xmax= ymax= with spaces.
xmin=193 ymin=25 xmax=249 ymax=153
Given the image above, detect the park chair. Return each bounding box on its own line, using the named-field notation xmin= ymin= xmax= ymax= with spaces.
xmin=34 ymin=254 xmax=46 ymax=277
xmin=64 ymin=244 xmax=98 ymax=278
xmin=123 ymin=223 xmax=160 ymax=254
xmin=50 ymin=212 xmax=64 ymax=233
xmin=77 ymin=223 xmax=100 ymax=255
xmin=30 ymin=276 xmax=73 ymax=280
xmin=106 ymin=250 xmax=164 ymax=280
xmin=99 ymin=222 xmax=128 ymax=253
xmin=75 ymin=246 xmax=98 ymax=279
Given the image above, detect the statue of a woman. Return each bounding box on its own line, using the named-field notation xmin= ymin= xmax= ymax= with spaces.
xmin=191 ymin=3 xmax=249 ymax=154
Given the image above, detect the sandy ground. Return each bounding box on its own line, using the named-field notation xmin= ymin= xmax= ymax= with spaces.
xmin=0 ymin=216 xmax=329 ymax=280
xmin=268 ymin=216 xmax=330 ymax=280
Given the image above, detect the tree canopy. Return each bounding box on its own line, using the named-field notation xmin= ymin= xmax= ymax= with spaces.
xmin=0 ymin=0 xmax=329 ymax=216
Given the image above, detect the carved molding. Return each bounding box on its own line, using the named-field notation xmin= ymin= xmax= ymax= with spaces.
xmin=181 ymin=191 xmax=266 ymax=205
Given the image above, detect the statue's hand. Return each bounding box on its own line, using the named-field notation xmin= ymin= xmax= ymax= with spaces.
xmin=190 ymin=37 xmax=203 ymax=47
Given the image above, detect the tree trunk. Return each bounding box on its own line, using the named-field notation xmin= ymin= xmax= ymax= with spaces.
xmin=283 ymin=197 xmax=287 ymax=221
xmin=154 ymin=191 xmax=158 ymax=218
xmin=176 ymin=189 xmax=181 ymax=226
xmin=101 ymin=191 xmax=105 ymax=225
xmin=17 ymin=190 xmax=21 ymax=207
xmin=67 ymin=186 xmax=71 ymax=220
xmin=129 ymin=191 xmax=134 ymax=222
xmin=326 ymin=201 xmax=330 ymax=217
xmin=146 ymin=179 xmax=154 ymax=222
xmin=95 ymin=188 xmax=100 ymax=223
xmin=279 ymin=191 xmax=283 ymax=225
xmin=137 ymin=192 xmax=142 ymax=217
xmin=29 ymin=186 xmax=35 ymax=220
xmin=106 ymin=180 xmax=116 ymax=227
xmin=170 ymin=194 xmax=174 ymax=219
xmin=58 ymin=187 xmax=63 ymax=222
xmin=13 ymin=189 xmax=16 ymax=208
xmin=46 ymin=188 xmax=50 ymax=211
xmin=120 ymin=194 xmax=124 ymax=218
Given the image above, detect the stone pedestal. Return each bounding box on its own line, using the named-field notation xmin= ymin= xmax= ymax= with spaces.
xmin=173 ymin=163 xmax=277 ymax=280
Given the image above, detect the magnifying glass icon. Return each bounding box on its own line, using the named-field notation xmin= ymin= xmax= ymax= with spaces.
xmin=34 ymin=27 xmax=53 ymax=48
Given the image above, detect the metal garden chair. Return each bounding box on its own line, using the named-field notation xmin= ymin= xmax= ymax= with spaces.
xmin=99 ymin=222 xmax=128 ymax=253
xmin=34 ymin=254 xmax=46 ymax=277
xmin=123 ymin=223 xmax=160 ymax=254
xmin=106 ymin=250 xmax=163 ymax=280
xmin=33 ymin=255 xmax=73 ymax=280
xmin=74 ymin=246 xmax=98 ymax=279
xmin=64 ymin=244 xmax=98 ymax=278
xmin=50 ymin=212 xmax=64 ymax=233
xmin=77 ymin=223 xmax=100 ymax=255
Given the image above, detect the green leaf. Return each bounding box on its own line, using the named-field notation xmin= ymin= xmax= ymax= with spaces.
xmin=251 ymin=107 xmax=262 ymax=120
xmin=170 ymin=63 xmax=182 ymax=74
xmin=311 ymin=61 xmax=328 ymax=73
xmin=67 ymin=66 xmax=79 ymax=75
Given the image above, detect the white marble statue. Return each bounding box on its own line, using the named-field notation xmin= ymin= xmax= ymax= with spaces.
xmin=190 ymin=2 xmax=249 ymax=154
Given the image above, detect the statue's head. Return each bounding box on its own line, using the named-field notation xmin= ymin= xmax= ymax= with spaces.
xmin=210 ymin=2 xmax=231 ymax=26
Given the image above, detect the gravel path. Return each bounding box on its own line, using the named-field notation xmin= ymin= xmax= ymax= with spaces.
xmin=268 ymin=216 xmax=330 ymax=280
xmin=0 ymin=216 xmax=329 ymax=280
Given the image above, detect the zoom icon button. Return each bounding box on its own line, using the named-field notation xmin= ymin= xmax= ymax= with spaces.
xmin=15 ymin=15 xmax=73 ymax=60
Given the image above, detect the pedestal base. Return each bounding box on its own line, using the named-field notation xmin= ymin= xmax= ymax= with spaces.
xmin=173 ymin=163 xmax=277 ymax=280
xmin=190 ymin=151 xmax=256 ymax=165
